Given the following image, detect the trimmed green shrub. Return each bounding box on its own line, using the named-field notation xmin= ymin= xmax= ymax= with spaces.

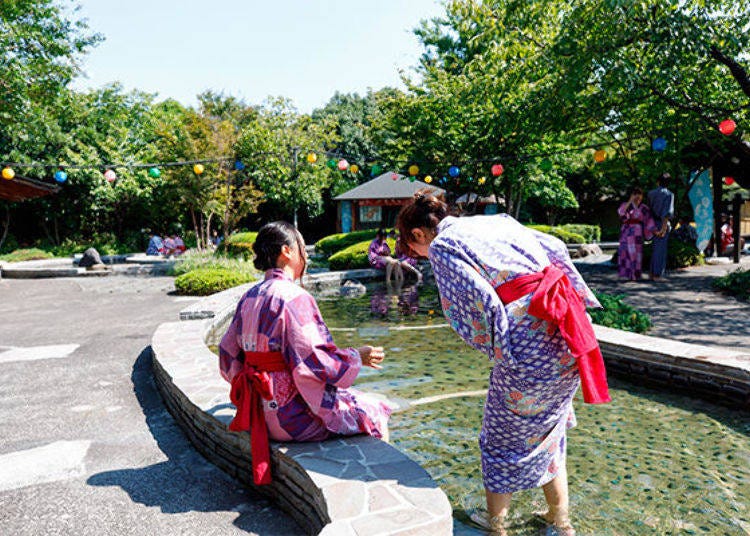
xmin=559 ymin=224 xmax=601 ymax=243
xmin=0 ymin=248 xmax=54 ymax=262
xmin=588 ymin=291 xmax=652 ymax=333
xmin=526 ymin=225 xmax=587 ymax=244
xmin=328 ymin=238 xmax=396 ymax=271
xmin=713 ymin=268 xmax=750 ymax=301
xmin=315 ymin=230 xmax=379 ymax=256
xmin=174 ymin=268 xmax=257 ymax=296
xmin=219 ymin=231 xmax=258 ymax=259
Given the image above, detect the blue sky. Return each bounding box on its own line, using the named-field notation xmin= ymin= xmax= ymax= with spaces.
xmin=70 ymin=0 xmax=445 ymax=113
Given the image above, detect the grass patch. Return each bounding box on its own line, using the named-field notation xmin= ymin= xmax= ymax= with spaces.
xmin=0 ymin=248 xmax=55 ymax=262
xmin=169 ymin=249 xmax=258 ymax=277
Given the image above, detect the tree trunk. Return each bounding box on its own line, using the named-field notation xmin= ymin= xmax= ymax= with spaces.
xmin=0 ymin=204 xmax=9 ymax=251
xmin=190 ymin=209 xmax=201 ymax=250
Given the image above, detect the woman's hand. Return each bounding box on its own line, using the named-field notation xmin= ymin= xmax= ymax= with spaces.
xmin=358 ymin=346 xmax=385 ymax=369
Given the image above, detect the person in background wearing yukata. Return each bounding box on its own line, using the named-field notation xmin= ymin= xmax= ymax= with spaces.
xmin=368 ymin=228 xmax=402 ymax=282
xmin=397 ymin=190 xmax=610 ymax=536
xmin=392 ymin=230 xmax=423 ymax=283
xmin=647 ymin=173 xmax=675 ymax=280
xmin=145 ymin=231 xmax=165 ymax=256
xmin=617 ymin=187 xmax=656 ymax=281
xmin=219 ymin=221 xmax=392 ymax=486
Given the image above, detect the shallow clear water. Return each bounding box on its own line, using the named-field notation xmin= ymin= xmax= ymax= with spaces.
xmin=316 ymin=284 xmax=750 ymax=536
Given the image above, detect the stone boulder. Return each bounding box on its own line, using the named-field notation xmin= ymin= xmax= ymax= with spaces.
xmin=340 ymin=279 xmax=366 ymax=298
xmin=78 ymin=247 xmax=106 ymax=270
xmin=572 ymin=243 xmax=603 ymax=258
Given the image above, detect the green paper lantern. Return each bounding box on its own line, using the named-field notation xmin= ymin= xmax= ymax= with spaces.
xmin=370 ymin=164 xmax=382 ymax=177
xmin=148 ymin=167 xmax=161 ymax=178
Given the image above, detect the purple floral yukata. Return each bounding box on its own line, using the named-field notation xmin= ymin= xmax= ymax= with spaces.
xmin=429 ymin=215 xmax=600 ymax=494
xmin=219 ymin=269 xmax=391 ymax=442
xmin=368 ymin=238 xmax=391 ymax=270
xmin=617 ymin=202 xmax=655 ymax=280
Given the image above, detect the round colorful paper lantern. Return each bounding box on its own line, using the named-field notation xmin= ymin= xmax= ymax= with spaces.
xmin=593 ymin=150 xmax=607 ymax=163
xmin=337 ymin=159 xmax=349 ymax=171
xmin=491 ymin=163 xmax=504 ymax=177
xmin=724 ymin=176 xmax=735 ymax=185
xmin=193 ymin=164 xmax=204 ymax=175
xmin=234 ymin=160 xmax=245 ymax=171
xmin=478 ymin=176 xmax=486 ymax=185
xmin=104 ymin=169 xmax=117 ymax=182
xmin=408 ymin=176 xmax=416 ymax=182
xmin=440 ymin=176 xmax=448 ymax=185
xmin=652 ymin=137 xmax=667 ymax=152
xmin=148 ymin=167 xmax=161 ymax=178
xmin=719 ymin=119 xmax=736 ymax=136
xmin=327 ymin=158 xmax=337 ymax=169
xmin=54 ymin=170 xmax=68 ymax=183
xmin=540 ymin=158 xmax=553 ymax=172
xmin=306 ymin=152 xmax=317 ymax=164
xmin=448 ymin=166 xmax=460 ymax=178
xmin=424 ymin=175 xmax=433 ymax=184
xmin=2 ymin=167 xmax=15 ymax=180
xmin=408 ymin=164 xmax=419 ymax=176
xmin=370 ymin=164 xmax=382 ymax=177
xmin=391 ymin=172 xmax=399 ymax=180
xmin=350 ymin=164 xmax=359 ymax=174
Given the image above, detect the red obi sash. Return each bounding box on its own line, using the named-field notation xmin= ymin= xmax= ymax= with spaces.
xmin=228 ymin=350 xmax=287 ymax=485
xmin=496 ymin=265 xmax=611 ymax=404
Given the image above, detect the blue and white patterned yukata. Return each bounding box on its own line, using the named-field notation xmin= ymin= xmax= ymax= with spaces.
xmin=429 ymin=215 xmax=600 ymax=493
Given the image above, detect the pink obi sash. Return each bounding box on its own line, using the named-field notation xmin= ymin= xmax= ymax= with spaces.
xmin=496 ymin=265 xmax=611 ymax=404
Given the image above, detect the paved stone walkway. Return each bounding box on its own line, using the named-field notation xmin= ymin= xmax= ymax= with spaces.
xmin=576 ymin=255 xmax=750 ymax=352
xmin=0 ymin=276 xmax=299 ymax=536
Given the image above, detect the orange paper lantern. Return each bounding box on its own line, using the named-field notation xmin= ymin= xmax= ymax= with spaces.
xmin=594 ymin=150 xmax=607 ymax=163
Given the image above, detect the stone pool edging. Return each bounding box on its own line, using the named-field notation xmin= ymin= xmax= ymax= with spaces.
xmin=152 ymin=269 xmax=454 ymax=535
xmin=0 ymin=254 xmax=175 ymax=278
xmin=594 ymin=325 xmax=750 ymax=409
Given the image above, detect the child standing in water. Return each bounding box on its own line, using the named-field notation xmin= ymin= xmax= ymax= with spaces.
xmin=219 ymin=221 xmax=392 ymax=485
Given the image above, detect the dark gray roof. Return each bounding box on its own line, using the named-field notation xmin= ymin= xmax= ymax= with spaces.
xmin=334 ymin=172 xmax=445 ymax=201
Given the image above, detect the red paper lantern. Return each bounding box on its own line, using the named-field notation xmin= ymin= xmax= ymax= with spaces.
xmin=719 ymin=119 xmax=736 ymax=136
xmin=491 ymin=164 xmax=504 ymax=177
xmin=724 ymin=176 xmax=735 ymax=185
xmin=337 ymin=159 xmax=349 ymax=171
xmin=391 ymin=172 xmax=399 ymax=180
xmin=104 ymin=169 xmax=117 ymax=182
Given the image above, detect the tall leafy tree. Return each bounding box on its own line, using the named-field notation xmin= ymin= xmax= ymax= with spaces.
xmin=236 ymin=97 xmax=338 ymax=227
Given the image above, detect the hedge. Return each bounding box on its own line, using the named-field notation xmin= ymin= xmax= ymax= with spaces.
xmin=328 ymin=238 xmax=396 ymax=271
xmin=588 ymin=291 xmax=652 ymax=333
xmin=315 ymin=229 xmax=380 ymax=256
xmin=218 ymin=231 xmax=258 ymax=259
xmin=559 ymin=224 xmax=601 ymax=243
xmin=174 ymin=268 xmax=257 ymax=296
xmin=712 ymin=268 xmax=750 ymax=301
xmin=525 ymin=225 xmax=587 ymax=244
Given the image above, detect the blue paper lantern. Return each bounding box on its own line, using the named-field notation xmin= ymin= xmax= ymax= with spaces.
xmin=652 ymin=137 xmax=667 ymax=152
xmin=440 ymin=176 xmax=448 ymax=185
xmin=234 ymin=160 xmax=245 ymax=171
xmin=54 ymin=170 xmax=68 ymax=183
xmin=448 ymin=165 xmax=460 ymax=178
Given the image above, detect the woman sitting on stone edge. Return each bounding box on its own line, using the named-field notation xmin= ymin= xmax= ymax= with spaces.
xmin=397 ymin=190 xmax=610 ymax=536
xmin=219 ymin=221 xmax=392 ymax=485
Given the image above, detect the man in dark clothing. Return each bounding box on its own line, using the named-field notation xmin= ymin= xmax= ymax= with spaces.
xmin=648 ymin=173 xmax=675 ymax=280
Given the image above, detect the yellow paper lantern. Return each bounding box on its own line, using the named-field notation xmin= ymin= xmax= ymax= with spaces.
xmin=193 ymin=164 xmax=205 ymax=175
xmin=424 ymin=175 xmax=433 ymax=184
xmin=408 ymin=164 xmax=419 ymax=176
xmin=2 ymin=167 xmax=15 ymax=180
xmin=350 ymin=164 xmax=359 ymax=174
xmin=306 ymin=152 xmax=317 ymax=164
xmin=478 ymin=176 xmax=486 ymax=185
xmin=593 ymin=150 xmax=607 ymax=163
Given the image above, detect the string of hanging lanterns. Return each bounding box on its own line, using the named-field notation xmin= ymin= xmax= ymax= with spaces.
xmin=0 ymin=116 xmax=739 ymax=187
